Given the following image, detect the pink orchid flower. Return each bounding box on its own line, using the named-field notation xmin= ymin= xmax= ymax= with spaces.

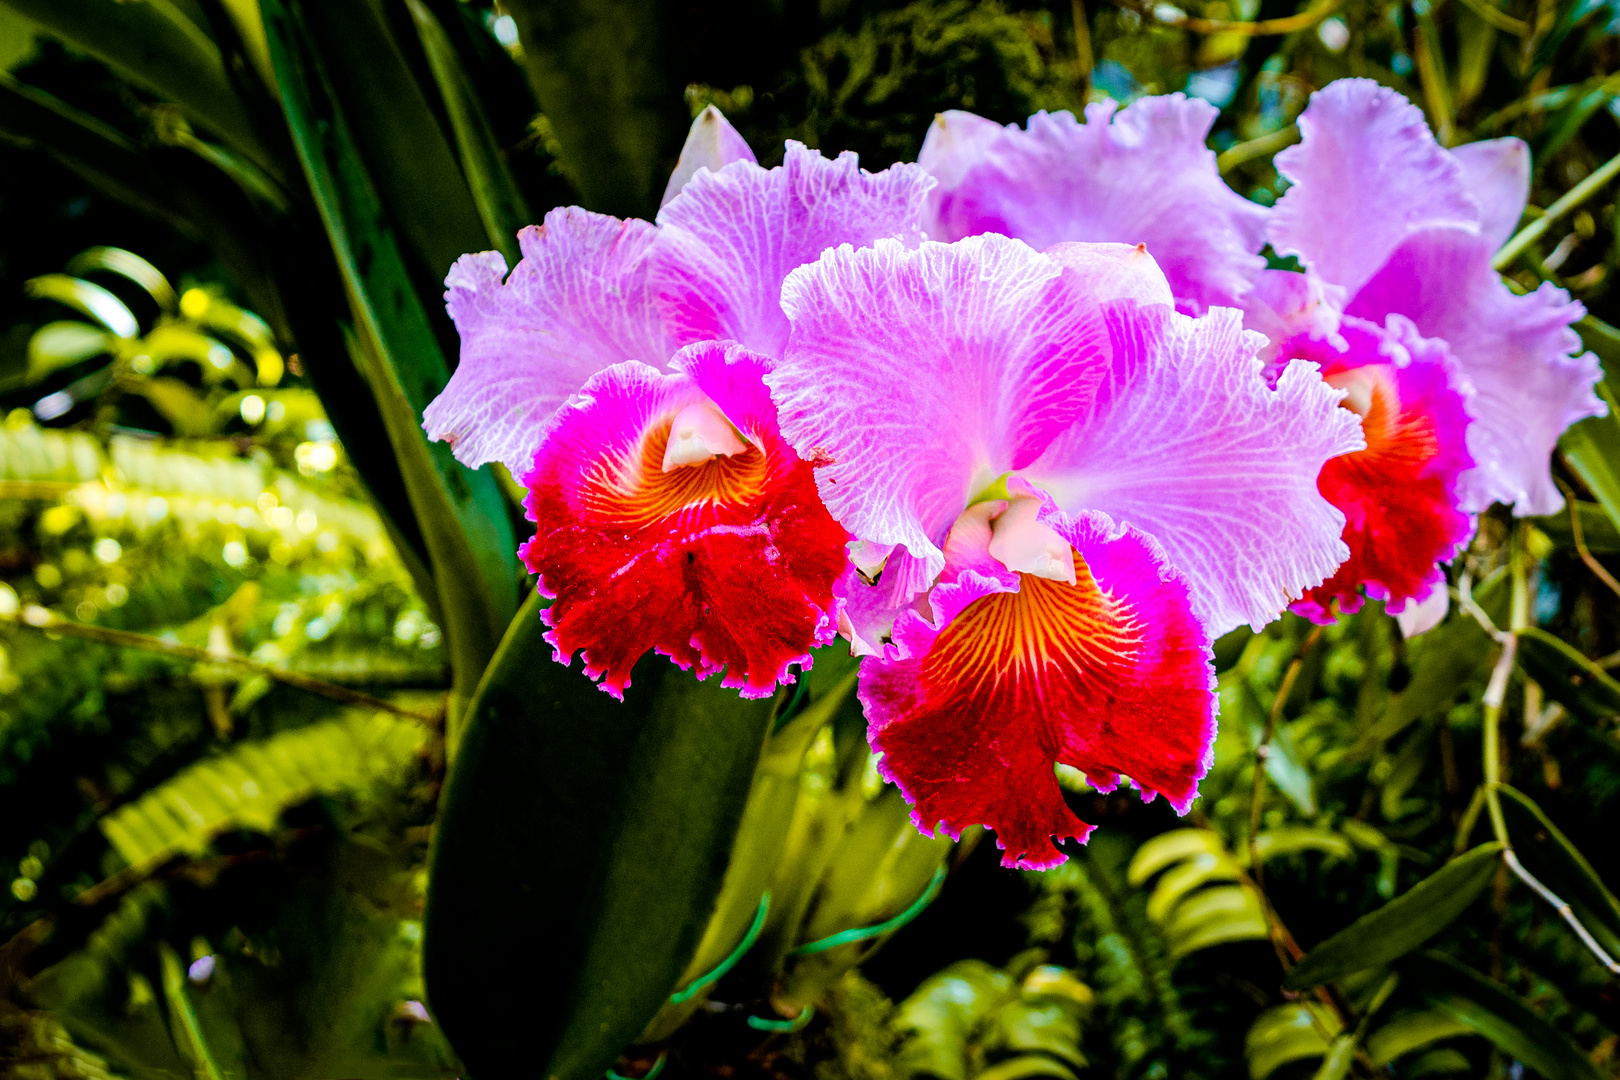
xmin=422 ymin=108 xmax=935 ymax=698
xmin=1249 ymin=79 xmax=1606 ymax=632
xmin=767 ymin=235 xmax=1364 ymax=868
xmin=916 ymin=95 xmax=1269 ymax=313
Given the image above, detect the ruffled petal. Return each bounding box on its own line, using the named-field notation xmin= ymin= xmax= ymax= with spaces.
xmin=1028 ymin=307 xmax=1365 ymax=635
xmin=772 ymin=234 xmax=1134 ymax=584
xmin=1346 ymin=226 xmax=1605 ymax=515
xmin=1270 ymin=79 xmax=1480 ymax=297
xmin=835 ymin=544 xmax=937 ymax=657
xmin=919 ymin=98 xmax=1268 ymax=312
xmin=424 ymin=208 xmax=671 ymax=472
xmin=519 ymin=341 xmax=847 ymax=699
xmin=860 ymin=510 xmax=1215 ymax=870
xmin=660 ymin=106 xmax=757 ymax=208
xmin=1277 ymin=316 xmax=1475 ymax=624
xmin=651 ymin=142 xmax=934 ymax=358
xmin=1449 ymin=137 xmax=1530 ymax=250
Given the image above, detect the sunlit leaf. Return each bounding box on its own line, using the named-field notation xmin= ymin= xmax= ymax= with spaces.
xmin=26 ymin=274 xmax=138 ymax=338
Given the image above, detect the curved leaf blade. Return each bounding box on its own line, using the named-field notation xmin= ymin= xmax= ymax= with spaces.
xmin=1284 ymin=843 xmax=1504 ymax=989
xmin=423 ymin=594 xmax=773 ymax=1080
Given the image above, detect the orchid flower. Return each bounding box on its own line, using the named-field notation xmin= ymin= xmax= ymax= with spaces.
xmin=1248 ymin=79 xmax=1606 ymax=632
xmin=422 ymin=108 xmax=935 ymax=698
xmin=916 ymin=96 xmax=1269 ymax=313
xmin=768 ymin=235 xmax=1363 ymax=868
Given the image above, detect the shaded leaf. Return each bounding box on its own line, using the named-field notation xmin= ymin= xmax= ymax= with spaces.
xmin=423 ymin=594 xmax=773 ymax=1080
xmin=1515 ymin=627 xmax=1620 ymax=724
xmin=1284 ymin=843 xmax=1504 ymax=989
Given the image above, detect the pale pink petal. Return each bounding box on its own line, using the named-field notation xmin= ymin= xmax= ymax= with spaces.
xmin=834 ymin=546 xmax=936 ymax=657
xmin=651 ymin=142 xmax=934 ymax=358
xmin=660 ymin=106 xmax=758 ymax=208
xmin=772 ymin=235 xmax=1133 ymax=584
xmin=1346 ymin=226 xmax=1605 ymax=515
xmin=919 ymin=98 xmax=1268 ymax=312
xmin=1270 ymin=79 xmax=1480 ymax=297
xmin=1449 ymin=137 xmax=1530 ymax=250
xmin=1395 ymin=583 xmax=1450 ymax=637
xmin=1028 ymin=308 xmax=1365 ymax=635
xmin=424 ymin=208 xmax=670 ymax=472
xmin=1241 ymin=269 xmax=1347 ymax=372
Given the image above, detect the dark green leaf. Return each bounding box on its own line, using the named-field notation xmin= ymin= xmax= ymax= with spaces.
xmin=1496 ymin=784 xmax=1620 ymax=957
xmin=1284 ymin=843 xmax=1504 ymax=989
xmin=1404 ymin=952 xmax=1606 ymax=1080
xmin=2 ymin=0 xmax=275 ymax=178
xmin=424 ymin=594 xmax=773 ymax=1080
xmin=1534 ymin=501 xmax=1620 ymax=553
xmin=264 ymin=0 xmax=518 ymax=707
xmin=500 ymin=0 xmax=687 ymax=217
xmin=1515 ymin=627 xmax=1620 ymax=724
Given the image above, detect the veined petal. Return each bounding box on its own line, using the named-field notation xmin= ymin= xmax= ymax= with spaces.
xmin=520 ymin=342 xmax=847 ymax=699
xmin=1450 ymin=137 xmax=1530 ymax=250
xmin=424 ymin=208 xmax=670 ymax=473
xmin=1346 ymin=226 xmax=1605 ymax=515
xmin=651 ymin=142 xmax=935 ymax=357
xmin=772 ymin=235 xmax=1127 ymax=584
xmin=660 ymin=105 xmax=757 ymax=208
xmin=1277 ymin=316 xmax=1475 ymax=624
xmin=1029 ymin=307 xmax=1365 ymax=635
xmin=1270 ymin=79 xmax=1480 ymax=297
xmin=919 ymin=98 xmax=1268 ymax=312
xmin=861 ymin=511 xmax=1215 ymax=870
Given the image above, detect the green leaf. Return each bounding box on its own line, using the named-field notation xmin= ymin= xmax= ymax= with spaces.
xmin=423 ymin=594 xmax=773 ymax=1080
xmin=500 ymin=0 xmax=687 ymax=217
xmin=1560 ymin=378 xmax=1620 ymax=536
xmin=263 ymin=0 xmax=518 ymax=715
xmin=25 ymin=274 xmax=138 ymax=337
xmin=1309 ymin=1035 xmax=1355 ymax=1080
xmin=99 ymin=712 xmax=428 ymax=872
xmin=1161 ymin=885 xmax=1269 ymax=958
xmin=1366 ymin=1008 xmax=1474 ymax=1066
xmin=973 ymin=1057 xmax=1079 ymax=1080
xmin=65 ymin=246 xmax=177 ymax=312
xmin=24 ymin=321 xmax=115 ymax=383
xmin=1145 ymin=851 xmax=1241 ymax=924
xmin=1 ymin=0 xmax=275 ymax=177
xmin=1405 ymin=951 xmax=1606 ymax=1080
xmin=1284 ymin=843 xmax=1504 ymax=989
xmin=1252 ymin=828 xmax=1356 ymax=864
xmin=1496 ymin=784 xmax=1620 ymax=956
xmin=896 ymin=960 xmax=1015 ymax=1080
xmin=1245 ymin=1004 xmax=1338 ymax=1080
xmin=293 ymin=0 xmax=489 ymax=278
xmin=1533 ymin=500 xmax=1620 ymax=552
xmin=1515 ymin=626 xmax=1620 ymax=724
xmin=1127 ymin=829 xmax=1227 ymax=885
xmin=403 ymin=0 xmax=532 ymax=265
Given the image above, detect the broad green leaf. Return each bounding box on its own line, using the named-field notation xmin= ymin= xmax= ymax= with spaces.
xmin=1407 ymin=1048 xmax=1473 ymax=1076
xmin=1245 ymin=1004 xmax=1338 ymax=1080
xmin=1252 ymin=828 xmax=1356 ymax=864
xmin=1310 ymin=1035 xmax=1355 ymax=1080
xmin=1366 ymin=1008 xmax=1474 ymax=1066
xmin=896 ymin=960 xmax=1016 ymax=1080
xmin=293 ymin=0 xmax=488 ymax=278
xmin=1284 ymin=843 xmax=1504 ymax=989
xmin=25 ymin=321 xmax=115 ymax=383
xmin=1146 ymin=851 xmax=1241 ymax=924
xmin=26 ymin=274 xmax=138 ymax=338
xmin=1349 ymin=609 xmax=1495 ymax=757
xmin=974 ymin=1057 xmax=1079 ymax=1080
xmin=404 ymin=0 xmax=532 ymax=264
xmin=264 ymin=0 xmax=517 ymax=718
xmin=1163 ymin=885 xmax=1269 ymax=958
xmin=1127 ymin=828 xmax=1227 ymax=885
xmin=2 ymin=0 xmax=274 ymax=177
xmin=1496 ymin=784 xmax=1620 ymax=956
xmin=1515 ymin=626 xmax=1620 ymax=724
xmin=500 ymin=0 xmax=687 ymax=217
xmin=66 ymin=246 xmax=176 ymax=311
xmin=985 ymin=996 xmax=1088 ymax=1072
xmin=423 ymin=595 xmax=773 ymax=1080
xmin=1406 ymin=951 xmax=1606 ymax=1080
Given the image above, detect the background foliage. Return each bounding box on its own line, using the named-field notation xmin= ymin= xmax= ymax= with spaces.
xmin=1 ymin=1 xmax=1620 ymax=1079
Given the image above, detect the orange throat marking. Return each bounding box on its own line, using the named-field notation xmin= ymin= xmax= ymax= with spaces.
xmin=581 ymin=414 xmax=769 ymax=529
xmin=1328 ymin=365 xmax=1439 ymax=468
xmin=924 ymin=552 xmax=1145 ymax=698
